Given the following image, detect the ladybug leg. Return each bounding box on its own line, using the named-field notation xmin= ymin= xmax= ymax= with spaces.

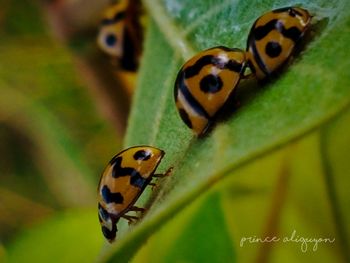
xmin=149 ymin=182 xmax=157 ymax=190
xmin=130 ymin=206 xmax=146 ymax=213
xmin=122 ymin=214 xmax=139 ymax=225
xmin=153 ymin=167 xmax=173 ymax=178
xmin=151 ymin=167 xmax=173 ymax=190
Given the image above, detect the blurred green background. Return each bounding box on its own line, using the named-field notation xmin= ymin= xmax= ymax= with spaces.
xmin=0 ymin=0 xmax=126 ymax=261
xmin=1 ymin=0 xmax=349 ymax=263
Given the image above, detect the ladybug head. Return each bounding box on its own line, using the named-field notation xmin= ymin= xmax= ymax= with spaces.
xmin=98 ymin=203 xmax=118 ymax=243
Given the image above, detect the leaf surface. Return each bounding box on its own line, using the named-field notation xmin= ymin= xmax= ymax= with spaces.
xmin=100 ymin=0 xmax=350 ymax=261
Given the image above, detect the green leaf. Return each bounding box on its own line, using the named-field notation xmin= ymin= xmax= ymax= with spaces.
xmin=5 ymin=210 xmax=104 ymax=263
xmin=100 ymin=0 xmax=350 ymax=261
xmin=320 ymin=109 xmax=350 ymax=261
xmin=134 ymin=192 xmax=236 ymax=263
xmin=131 ymin=127 xmax=349 ymax=262
xmin=0 ymin=51 xmax=95 ymax=207
xmin=159 ymin=193 xmax=236 ymax=263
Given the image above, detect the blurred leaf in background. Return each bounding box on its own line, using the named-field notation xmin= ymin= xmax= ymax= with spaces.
xmin=6 ymin=210 xmax=102 ymax=262
xmin=0 ymin=0 xmax=125 ymax=261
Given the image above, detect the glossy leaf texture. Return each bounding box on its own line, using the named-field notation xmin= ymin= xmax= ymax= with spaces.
xmin=99 ymin=0 xmax=350 ymax=262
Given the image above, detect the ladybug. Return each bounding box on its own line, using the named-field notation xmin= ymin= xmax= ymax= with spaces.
xmin=97 ymin=146 xmax=171 ymax=242
xmin=246 ymin=6 xmax=312 ymax=80
xmin=174 ymin=46 xmax=247 ymax=135
xmin=97 ymin=0 xmax=143 ymax=71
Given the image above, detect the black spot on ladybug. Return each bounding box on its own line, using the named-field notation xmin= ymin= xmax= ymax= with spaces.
xmin=111 ymin=157 xmax=133 ymax=177
xmin=282 ymin=27 xmax=302 ymax=43
xmin=179 ymin=108 xmax=193 ymax=129
xmin=252 ymin=19 xmax=302 ymax=43
xmin=101 ymin=185 xmax=124 ymax=204
xmin=134 ymin=150 xmax=151 ymax=161
xmin=200 ymin=74 xmax=223 ymax=93
xmin=105 ymin=34 xmax=117 ymax=47
xmin=265 ymin=41 xmax=282 ymax=58
xmin=183 ymin=55 xmax=214 ymax=78
xmin=111 ymin=157 xmax=148 ymax=188
xmin=183 ymin=51 xmax=242 ymax=79
xmin=226 ymin=59 xmax=244 ymax=73
xmin=253 ymin=19 xmax=278 ymax=40
xmin=130 ymin=174 xmax=148 ymax=188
